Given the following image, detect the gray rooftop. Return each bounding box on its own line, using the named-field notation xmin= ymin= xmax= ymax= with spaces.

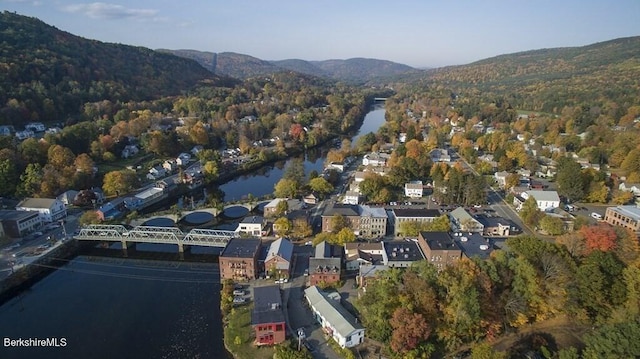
xmin=419 ymin=231 xmax=460 ymax=251
xmin=452 ymin=232 xmax=493 ymax=260
xmin=266 ymin=238 xmax=294 ymax=263
xmin=393 ymin=208 xmax=440 ymax=218
xmin=220 ymin=238 xmax=261 ymax=258
xmin=304 ymin=286 xmax=363 ymax=338
xmin=251 ymin=285 xmax=285 ymax=325
xmin=608 ymin=205 xmax=640 ymax=220
xmin=383 ymin=241 xmax=424 ymax=262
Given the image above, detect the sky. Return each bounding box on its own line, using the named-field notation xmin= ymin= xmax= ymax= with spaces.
xmin=2 ymin=0 xmax=640 ymax=68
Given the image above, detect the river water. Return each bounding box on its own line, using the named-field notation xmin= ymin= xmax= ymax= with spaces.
xmin=219 ymin=106 xmax=386 ymax=201
xmin=0 ymin=106 xmax=386 ymax=359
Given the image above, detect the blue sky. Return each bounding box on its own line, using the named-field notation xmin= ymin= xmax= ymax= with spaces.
xmin=2 ymin=0 xmax=640 ymax=68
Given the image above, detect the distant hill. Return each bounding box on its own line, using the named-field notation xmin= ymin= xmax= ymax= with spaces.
xmin=161 ymin=49 xmax=417 ymax=83
xmin=0 ymin=11 xmax=231 ymax=126
xmin=419 ymin=36 xmax=640 ymax=113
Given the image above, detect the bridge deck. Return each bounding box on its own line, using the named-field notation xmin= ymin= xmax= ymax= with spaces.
xmin=75 ymin=224 xmax=238 ymax=248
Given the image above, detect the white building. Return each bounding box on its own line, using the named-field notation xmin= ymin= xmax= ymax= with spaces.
xmin=343 ymin=191 xmax=360 ymax=205
xmin=176 ymin=152 xmax=191 ymax=166
xmin=16 ymin=198 xmax=67 ymax=223
xmin=236 ymin=216 xmax=264 ymax=237
xmin=362 ymin=152 xmax=390 ymax=167
xmin=521 ymin=190 xmax=561 ymax=212
xmin=304 ymin=286 xmax=365 ymax=348
xmin=404 ymin=181 xmax=424 ymax=198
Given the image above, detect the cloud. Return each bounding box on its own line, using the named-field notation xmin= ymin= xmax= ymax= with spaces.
xmin=63 ymin=2 xmax=158 ymax=20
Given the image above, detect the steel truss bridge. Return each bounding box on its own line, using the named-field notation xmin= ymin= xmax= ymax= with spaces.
xmin=75 ymin=224 xmax=238 ymax=251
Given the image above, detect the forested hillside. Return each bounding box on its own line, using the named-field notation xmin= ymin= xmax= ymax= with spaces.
xmin=0 ymin=11 xmax=231 ymax=126
xmin=419 ymin=36 xmax=640 ymax=116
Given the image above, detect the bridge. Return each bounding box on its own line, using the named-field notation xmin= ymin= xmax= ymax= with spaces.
xmin=75 ymin=224 xmax=239 ymax=252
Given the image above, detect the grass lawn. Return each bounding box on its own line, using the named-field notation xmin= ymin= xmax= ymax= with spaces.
xmin=223 ymin=304 xmax=274 ymax=359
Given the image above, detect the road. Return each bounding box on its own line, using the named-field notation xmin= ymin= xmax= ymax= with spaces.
xmin=450 ymin=149 xmax=533 ymax=235
xmin=0 ymin=210 xmax=82 ymax=280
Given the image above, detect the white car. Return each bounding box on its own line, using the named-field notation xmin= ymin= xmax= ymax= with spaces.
xmin=233 ymin=290 xmax=244 ymax=296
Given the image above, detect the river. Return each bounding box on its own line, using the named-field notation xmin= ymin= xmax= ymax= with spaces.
xmin=219 ymin=105 xmax=386 ymax=201
xmin=0 ymin=106 xmax=386 ymax=359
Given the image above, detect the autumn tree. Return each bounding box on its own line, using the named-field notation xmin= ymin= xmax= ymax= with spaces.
xmin=274 ymin=178 xmax=299 ymax=198
xmin=539 ymin=215 xmax=565 ymax=235
xmin=102 ymin=170 xmax=139 ymax=196
xmin=580 ymin=223 xmax=617 ymax=254
xmin=390 ymin=307 xmax=432 ymax=353
xmin=308 ymin=177 xmax=333 ymax=198
xmin=330 ymin=214 xmax=351 ymax=233
xmin=611 ymin=190 xmax=634 ymax=205
xmin=291 ymin=218 xmax=312 ymax=239
xmin=273 ymin=217 xmax=292 ymax=236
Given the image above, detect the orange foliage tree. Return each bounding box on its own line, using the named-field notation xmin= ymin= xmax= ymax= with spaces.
xmin=580 ymin=224 xmax=617 ymax=254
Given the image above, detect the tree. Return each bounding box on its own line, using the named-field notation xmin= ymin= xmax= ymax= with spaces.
xmin=585 ymin=181 xmax=608 ymax=203
xmin=79 ymin=210 xmax=101 ymax=225
xmin=0 ymin=159 xmax=18 ymax=197
xmin=520 ymin=196 xmax=543 ymax=228
xmin=273 ymin=217 xmax=292 ymax=236
xmin=582 ymin=318 xmax=640 ymax=359
xmin=274 ymin=178 xmax=299 ymax=198
xmin=202 ymin=161 xmax=219 ymax=182
xmin=580 ymin=224 xmax=617 ymax=254
xmin=425 ymin=215 xmax=451 ymax=232
xmin=611 ymin=190 xmax=634 ymax=205
xmin=308 ymin=177 xmax=333 ymax=198
xmin=470 ymin=342 xmax=508 ymax=359
xmin=539 ymin=215 xmax=565 ymax=235
xmin=556 ymin=232 xmax=586 ymax=258
xmin=330 ymin=214 xmax=350 ymax=233
xmin=334 ymin=227 xmax=356 ymax=245
xmin=102 ymin=170 xmax=139 ymax=196
xmin=291 ymin=218 xmax=312 ymax=239
xmin=389 ymin=307 xmax=432 ymax=353
xmin=556 ymin=157 xmax=585 ymax=202
xmin=17 ymin=163 xmax=43 ymax=197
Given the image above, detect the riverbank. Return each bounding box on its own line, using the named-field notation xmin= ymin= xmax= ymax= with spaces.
xmin=0 ymin=239 xmax=78 ymax=305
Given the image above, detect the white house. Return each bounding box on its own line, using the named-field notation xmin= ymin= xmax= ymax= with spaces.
xmin=430 ymin=148 xmax=451 ymax=163
xmin=15 ymin=130 xmax=34 ymax=140
xmin=404 ymin=181 xmax=424 ymax=198
xmin=326 ymin=162 xmax=345 ymax=172
xmin=304 ymin=286 xmax=365 ymax=348
xmin=619 ymin=182 xmax=640 ymax=199
xmin=236 ymin=216 xmax=264 ymax=237
xmin=121 ymin=145 xmax=139 ymax=159
xmin=521 ymin=190 xmax=560 ymax=212
xmin=362 ymin=152 xmax=390 ymax=167
xmin=147 ymin=166 xmax=166 ymax=180
xmin=343 ymin=191 xmax=360 ymax=205
xmin=16 ymin=198 xmax=67 ymax=223
xmin=494 ymin=171 xmax=509 ymax=188
xmin=25 ymin=122 xmax=46 ymax=132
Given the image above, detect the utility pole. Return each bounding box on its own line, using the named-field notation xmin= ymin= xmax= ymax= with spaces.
xmin=60 ymin=219 xmax=68 ymax=240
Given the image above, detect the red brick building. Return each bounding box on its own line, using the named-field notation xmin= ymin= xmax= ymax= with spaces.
xmin=219 ymin=238 xmax=261 ymax=281
xmin=251 ymin=285 xmax=286 ymax=346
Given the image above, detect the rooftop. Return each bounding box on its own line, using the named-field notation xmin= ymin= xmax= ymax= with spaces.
xmin=393 ymin=208 xmax=440 ymax=218
xmin=383 ymin=241 xmax=424 ymax=262
xmin=266 ymin=238 xmax=294 ymax=263
xmin=16 ymin=198 xmax=58 ymax=209
xmin=309 ymin=257 xmax=341 ymax=274
xmin=608 ymin=205 xmax=640 ymax=220
xmin=525 ymin=190 xmax=560 ymax=202
xmin=419 ymin=231 xmax=461 ymax=251
xmin=304 ymin=286 xmax=363 ymax=338
xmin=220 ymin=238 xmax=261 ymax=258
xmin=452 ymin=232 xmax=493 ymax=260
xmin=0 ymin=209 xmax=40 ymax=221
xmin=315 ymin=241 xmax=343 ymax=259
xmin=323 ymin=204 xmax=359 ymax=217
xmin=251 ymin=285 xmax=285 ymax=325
xmin=241 ymin=215 xmax=264 ymax=224
xmin=359 ymin=205 xmax=387 ymax=218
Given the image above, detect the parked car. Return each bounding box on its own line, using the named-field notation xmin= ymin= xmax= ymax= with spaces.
xmin=233 ymin=297 xmax=245 ymax=304
xmin=303 ymin=340 xmax=315 ymax=352
xmin=304 ymin=269 xmax=309 ymax=276
xmin=233 ymin=290 xmax=244 ymax=296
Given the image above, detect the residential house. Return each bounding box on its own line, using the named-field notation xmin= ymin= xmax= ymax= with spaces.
xmin=15 ymin=130 xmax=34 ymax=140
xmin=237 ymin=216 xmax=264 ymax=237
xmin=391 ymin=208 xmax=441 ymax=237
xmin=362 ymin=152 xmax=390 ymax=167
xmin=494 ymin=171 xmax=509 ymax=188
xmin=147 ymin=166 xmax=167 ymax=180
xmin=604 ymin=205 xmax=640 ymax=234
xmin=618 ymin=183 xmax=640 ymax=201
xmin=191 ymin=145 xmax=204 ymax=155
xmin=25 ymin=122 xmax=46 ymax=132
xmin=344 ymin=242 xmax=385 ymax=271
xmin=219 ymin=238 xmax=262 ymax=280
xmin=176 ymin=152 xmax=191 ymax=166
xmin=263 ymin=198 xmax=304 ymax=218
xmin=417 ymin=231 xmax=462 ymax=270
xmin=449 ymin=207 xmax=484 ymax=233
xmin=0 ymin=210 xmax=42 ymax=238
xmin=304 ymin=286 xmax=365 ymax=348
xmin=57 ymin=190 xmax=79 ymax=206
xmin=326 ymin=162 xmax=345 ymax=172
xmin=383 ymin=240 xmax=424 ymax=268
xmin=452 ymin=232 xmax=493 ymax=260
xmin=121 ymin=145 xmax=139 ymax=159
xmin=0 ymin=125 xmax=13 ymax=136
xmin=404 ymin=181 xmax=424 ymax=198
xmin=163 ymin=159 xmax=179 ymax=173
xmin=521 ymin=190 xmax=560 ymax=212
xmin=308 ymin=257 xmax=342 ymax=287
xmin=315 ymin=241 xmax=344 ymax=260
xmin=95 ymin=198 xmax=127 ymax=221
xmin=430 ymin=148 xmax=451 ymax=163
xmin=251 ymin=285 xmax=286 ymax=346
xmin=353 ymin=171 xmax=367 ymax=183
xmin=304 ymin=193 xmax=319 ymax=205
xmin=264 ymin=238 xmax=294 ymax=279
xmin=342 ymin=191 xmax=360 ymax=205
xmin=16 ymin=198 xmax=66 ymax=223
